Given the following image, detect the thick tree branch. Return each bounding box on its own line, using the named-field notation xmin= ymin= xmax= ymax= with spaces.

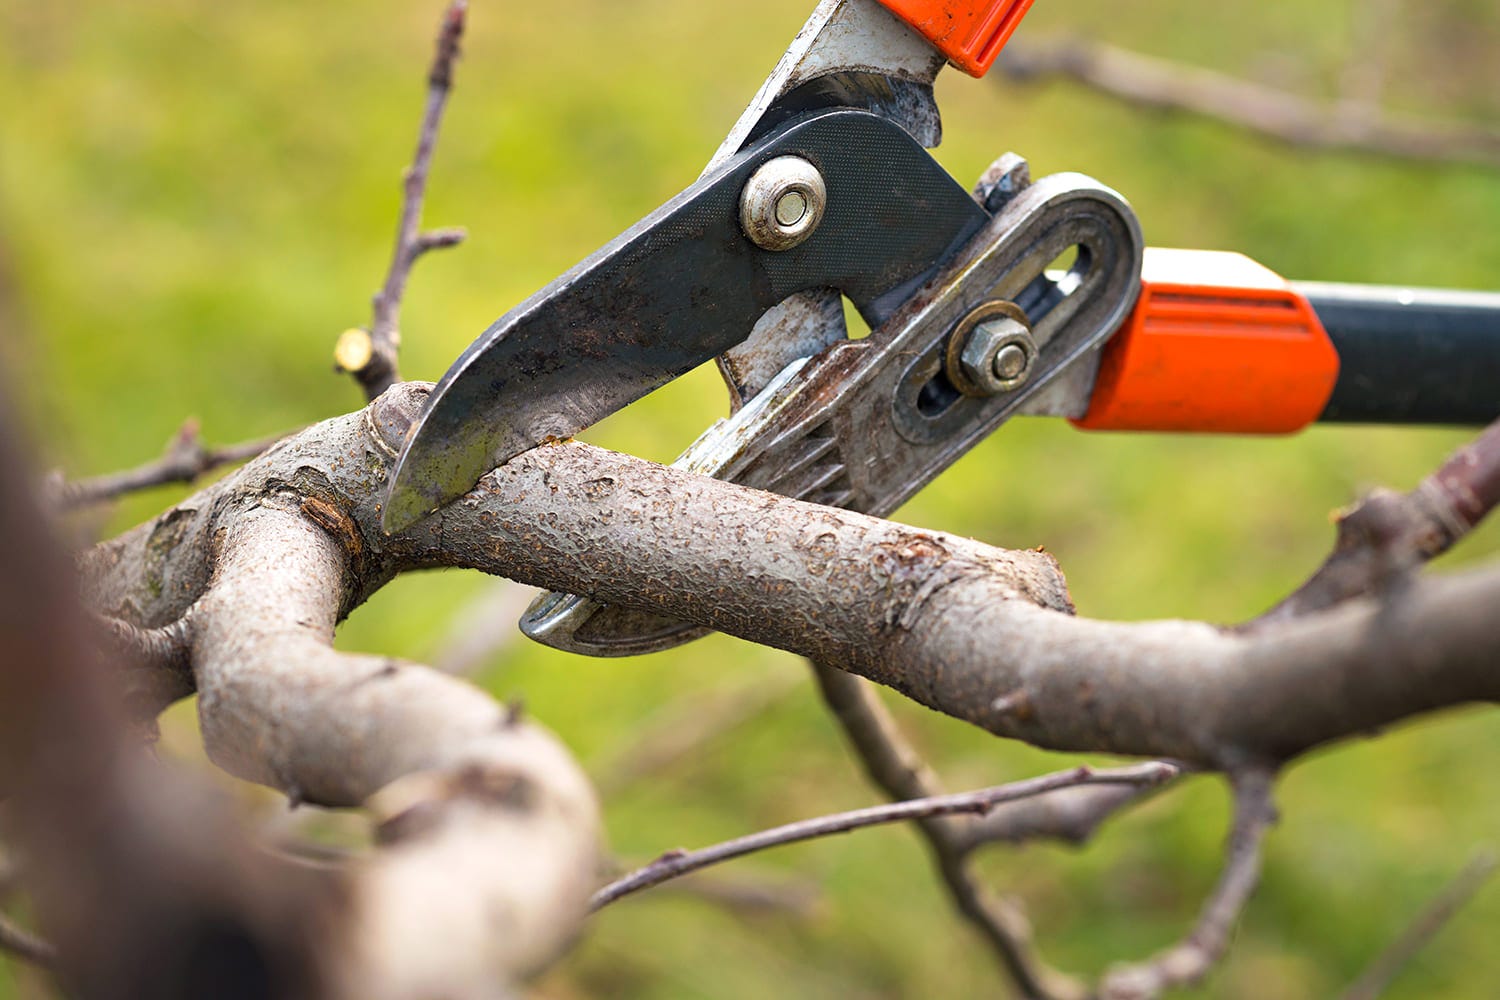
xmin=82 ymin=384 xmax=1500 ymax=773
xmin=1254 ymin=416 xmax=1500 ymax=627
xmin=191 ymin=500 xmax=600 ymax=996
xmin=336 ymin=0 xmax=468 ymax=399
xmin=998 ymin=37 xmax=1500 ymax=169
xmin=591 ymin=763 xmax=1174 ymax=910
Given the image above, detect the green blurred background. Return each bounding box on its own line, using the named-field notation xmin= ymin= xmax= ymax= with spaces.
xmin=3 ymin=0 xmax=1499 ymax=996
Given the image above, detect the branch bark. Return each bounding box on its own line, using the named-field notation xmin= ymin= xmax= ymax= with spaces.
xmin=1253 ymin=417 xmax=1500 ymax=627
xmin=83 ymin=384 xmax=1500 ymax=775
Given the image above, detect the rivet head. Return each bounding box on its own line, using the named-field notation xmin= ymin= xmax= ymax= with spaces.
xmin=740 ymin=156 xmax=826 ymax=252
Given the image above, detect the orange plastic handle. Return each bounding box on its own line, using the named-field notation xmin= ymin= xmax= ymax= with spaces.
xmin=874 ymin=0 xmax=1036 ymax=77
xmin=1072 ymin=249 xmax=1340 ymax=434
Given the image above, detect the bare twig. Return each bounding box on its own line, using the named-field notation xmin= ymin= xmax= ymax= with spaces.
xmin=999 ymin=37 xmax=1500 ymax=168
xmin=955 ymin=779 xmax=1177 ymax=851
xmin=1101 ymin=769 xmax=1277 ymax=999
xmin=591 ymin=763 xmax=1176 ymax=910
xmin=52 ymin=419 xmax=286 ymax=510
xmin=1341 ymin=848 xmax=1498 ymax=1000
xmin=336 ymin=0 xmax=468 ymax=399
xmin=1253 ymin=416 xmax=1500 ymax=627
xmin=811 ymin=663 xmax=1086 ymax=1000
xmin=0 ymin=912 xmax=56 ymax=968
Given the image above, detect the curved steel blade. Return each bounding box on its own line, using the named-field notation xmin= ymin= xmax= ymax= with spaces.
xmin=382 ymin=107 xmax=988 ymax=532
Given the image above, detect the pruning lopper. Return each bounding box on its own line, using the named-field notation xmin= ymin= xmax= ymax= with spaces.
xmin=384 ymin=0 xmax=1500 ymax=655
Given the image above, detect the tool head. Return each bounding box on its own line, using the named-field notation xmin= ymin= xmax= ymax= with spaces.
xmin=382 ymin=108 xmax=988 ymax=532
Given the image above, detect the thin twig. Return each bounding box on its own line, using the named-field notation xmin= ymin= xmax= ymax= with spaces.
xmin=591 ymin=762 xmax=1176 ymax=911
xmin=0 ymin=912 xmax=55 ymax=968
xmin=954 ymin=779 xmax=1177 ymax=851
xmin=1252 ymin=416 xmax=1500 ymax=627
xmin=52 ymin=420 xmax=286 ymax=511
xmin=1341 ymin=848 xmax=1498 ymax=1000
xmin=811 ymin=663 xmax=1087 ymax=1000
xmin=337 ymin=0 xmax=468 ymax=400
xmin=1101 ymin=768 xmax=1278 ymax=999
xmin=999 ymin=37 xmax=1500 ymax=169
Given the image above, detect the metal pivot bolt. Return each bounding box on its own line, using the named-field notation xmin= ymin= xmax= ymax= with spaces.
xmin=740 ymin=156 xmax=827 ymax=251
xmin=945 ymin=300 xmax=1037 ymax=396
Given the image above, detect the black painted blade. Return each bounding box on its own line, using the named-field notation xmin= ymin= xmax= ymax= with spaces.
xmin=383 ymin=108 xmax=987 ymax=532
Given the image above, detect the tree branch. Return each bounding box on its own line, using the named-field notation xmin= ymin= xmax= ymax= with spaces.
xmin=811 ymin=663 xmax=1086 ymax=1000
xmin=190 ymin=500 xmax=600 ymax=995
xmin=336 ymin=0 xmax=468 ymax=399
xmin=998 ymin=36 xmax=1500 ymax=168
xmin=591 ymin=763 xmax=1175 ymax=910
xmin=0 ymin=912 xmax=55 ymax=968
xmin=51 ymin=419 xmax=287 ymax=511
xmin=93 ymin=610 xmax=197 ymax=728
xmin=1101 ymin=768 xmax=1277 ymax=999
xmin=1341 ymin=848 xmax=1498 ymax=1000
xmin=81 ymin=384 xmax=1500 ymax=774
xmin=1253 ymin=416 xmax=1500 ymax=627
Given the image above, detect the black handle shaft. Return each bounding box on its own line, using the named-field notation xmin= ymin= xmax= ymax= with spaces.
xmin=1297 ymin=281 xmax=1500 ymax=426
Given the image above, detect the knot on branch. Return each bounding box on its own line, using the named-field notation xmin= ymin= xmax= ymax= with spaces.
xmin=364 ymin=381 xmax=431 ymax=461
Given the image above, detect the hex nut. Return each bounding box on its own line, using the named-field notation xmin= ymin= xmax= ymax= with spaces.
xmin=946 ymin=302 xmax=1037 ymax=397
xmin=740 ymin=156 xmax=826 ymax=252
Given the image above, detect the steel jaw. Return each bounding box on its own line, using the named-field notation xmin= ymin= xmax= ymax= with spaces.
xmin=522 ymin=165 xmax=1144 ymax=656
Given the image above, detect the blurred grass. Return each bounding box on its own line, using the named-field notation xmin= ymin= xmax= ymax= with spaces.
xmin=3 ymin=0 xmax=1499 ymax=996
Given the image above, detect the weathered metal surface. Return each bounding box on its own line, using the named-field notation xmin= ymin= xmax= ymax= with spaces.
xmin=524 ymin=171 xmax=1143 ymax=655
xmin=384 ymin=107 xmax=989 ymax=532
xmin=709 ymin=0 xmax=948 ymax=409
xmin=707 ymin=0 xmax=946 ymax=170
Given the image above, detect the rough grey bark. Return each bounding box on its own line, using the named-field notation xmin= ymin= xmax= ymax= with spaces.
xmin=84 ymin=381 xmax=1500 ymax=774
xmin=74 ymin=387 xmax=604 ymax=998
